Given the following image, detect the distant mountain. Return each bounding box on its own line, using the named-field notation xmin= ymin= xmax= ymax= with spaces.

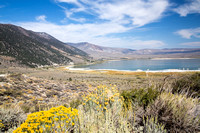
xmin=0 ymin=24 xmax=89 ymax=67
xmin=132 ymin=48 xmax=200 ymax=55
xmin=68 ymin=42 xmax=200 ymax=59
xmin=67 ymin=42 xmax=136 ymax=59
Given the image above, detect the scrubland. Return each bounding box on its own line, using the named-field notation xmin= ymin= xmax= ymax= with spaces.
xmin=0 ymin=67 xmax=199 ymax=133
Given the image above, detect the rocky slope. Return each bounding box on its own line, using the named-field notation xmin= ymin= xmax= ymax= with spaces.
xmin=0 ymin=24 xmax=89 ymax=67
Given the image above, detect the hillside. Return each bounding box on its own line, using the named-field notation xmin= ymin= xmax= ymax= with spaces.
xmin=67 ymin=42 xmax=136 ymax=59
xmin=0 ymin=24 xmax=89 ymax=67
xmin=68 ymin=42 xmax=200 ymax=59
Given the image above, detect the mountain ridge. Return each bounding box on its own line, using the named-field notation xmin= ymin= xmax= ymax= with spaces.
xmin=0 ymin=24 xmax=90 ymax=67
xmin=68 ymin=42 xmax=200 ymax=59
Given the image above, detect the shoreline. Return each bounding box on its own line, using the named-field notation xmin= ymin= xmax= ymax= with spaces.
xmin=65 ymin=65 xmax=200 ymax=73
xmin=150 ymin=58 xmax=197 ymax=60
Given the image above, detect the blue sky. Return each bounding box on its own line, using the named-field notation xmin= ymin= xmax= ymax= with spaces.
xmin=0 ymin=0 xmax=200 ymax=49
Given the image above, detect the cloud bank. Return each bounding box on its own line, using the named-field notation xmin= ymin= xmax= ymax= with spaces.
xmin=174 ymin=0 xmax=200 ymax=16
xmin=181 ymin=42 xmax=200 ymax=46
xmin=175 ymin=27 xmax=200 ymax=39
xmin=57 ymin=0 xmax=169 ymax=26
xmin=18 ymin=21 xmax=165 ymax=49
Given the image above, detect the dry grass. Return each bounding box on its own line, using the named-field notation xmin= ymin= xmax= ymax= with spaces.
xmin=0 ymin=67 xmax=199 ymax=132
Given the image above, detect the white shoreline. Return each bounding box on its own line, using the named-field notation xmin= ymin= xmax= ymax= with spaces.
xmin=65 ymin=66 xmax=200 ymax=73
xmin=150 ymin=58 xmax=196 ymax=60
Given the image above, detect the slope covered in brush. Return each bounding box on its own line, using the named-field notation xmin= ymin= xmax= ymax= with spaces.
xmin=0 ymin=24 xmax=89 ymax=67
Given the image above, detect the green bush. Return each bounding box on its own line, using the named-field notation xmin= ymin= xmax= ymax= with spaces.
xmin=69 ymin=77 xmax=72 ymax=81
xmin=172 ymin=73 xmax=200 ymax=97
xmin=121 ymin=87 xmax=160 ymax=110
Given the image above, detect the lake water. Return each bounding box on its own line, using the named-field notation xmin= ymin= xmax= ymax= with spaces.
xmin=74 ymin=58 xmax=200 ymax=71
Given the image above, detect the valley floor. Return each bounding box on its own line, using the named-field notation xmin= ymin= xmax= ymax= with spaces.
xmin=0 ymin=66 xmax=199 ymax=132
xmin=1 ymin=66 xmax=196 ymax=91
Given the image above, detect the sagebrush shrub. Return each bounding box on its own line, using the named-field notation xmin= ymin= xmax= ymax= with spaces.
xmin=172 ymin=73 xmax=200 ymax=97
xmin=146 ymin=92 xmax=200 ymax=132
xmin=0 ymin=104 xmax=26 ymax=132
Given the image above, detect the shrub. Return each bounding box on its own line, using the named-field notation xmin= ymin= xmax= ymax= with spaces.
xmin=0 ymin=120 xmax=4 ymax=129
xmin=69 ymin=77 xmax=72 ymax=81
xmin=14 ymin=106 xmax=79 ymax=133
xmin=7 ymin=84 xmax=199 ymax=133
xmin=20 ymin=104 xmax=31 ymax=113
xmin=78 ymin=85 xmax=136 ymax=132
xmin=172 ymin=73 xmax=200 ymax=97
xmin=70 ymin=99 xmax=82 ymax=108
xmin=0 ymin=104 xmax=26 ymax=132
xmin=46 ymin=91 xmax=59 ymax=98
xmin=146 ymin=92 xmax=200 ymax=132
xmin=2 ymin=88 xmax=22 ymax=97
xmin=79 ymin=85 xmax=166 ymax=133
xmin=143 ymin=117 xmax=166 ymax=133
xmin=82 ymin=85 xmax=121 ymax=112
xmin=120 ymin=87 xmax=160 ymax=110
xmin=8 ymin=73 xmax=24 ymax=81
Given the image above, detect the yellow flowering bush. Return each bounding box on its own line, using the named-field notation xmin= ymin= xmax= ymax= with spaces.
xmin=0 ymin=120 xmax=4 ymax=129
xmin=78 ymin=85 xmax=130 ymax=132
xmin=14 ymin=106 xmax=78 ymax=133
xmin=82 ymin=85 xmax=121 ymax=112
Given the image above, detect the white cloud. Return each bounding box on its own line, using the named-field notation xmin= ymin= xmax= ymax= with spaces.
xmin=57 ymin=0 xmax=169 ymax=26
xmin=175 ymin=27 xmax=200 ymax=39
xmin=35 ymin=15 xmax=47 ymax=22
xmin=17 ymin=21 xmax=164 ymax=49
xmin=57 ymin=0 xmax=77 ymax=2
xmin=174 ymin=0 xmax=200 ymax=16
xmin=96 ymin=0 xmax=169 ymax=26
xmin=18 ymin=21 xmax=130 ymax=42
xmin=65 ymin=10 xmax=86 ymax=22
xmin=57 ymin=0 xmax=80 ymax=5
xmin=181 ymin=42 xmax=200 ymax=46
xmin=130 ymin=40 xmax=165 ymax=49
xmin=87 ymin=37 xmax=165 ymax=49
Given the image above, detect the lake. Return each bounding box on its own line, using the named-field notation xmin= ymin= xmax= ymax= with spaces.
xmin=74 ymin=58 xmax=200 ymax=71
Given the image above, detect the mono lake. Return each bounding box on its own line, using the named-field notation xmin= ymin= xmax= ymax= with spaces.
xmin=74 ymin=58 xmax=200 ymax=71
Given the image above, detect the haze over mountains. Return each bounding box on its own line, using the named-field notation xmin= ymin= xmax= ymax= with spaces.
xmin=0 ymin=23 xmax=200 ymax=68
xmin=68 ymin=42 xmax=200 ymax=59
xmin=67 ymin=42 xmax=136 ymax=59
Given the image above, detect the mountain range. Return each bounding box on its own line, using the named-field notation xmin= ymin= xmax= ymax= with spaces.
xmin=68 ymin=42 xmax=200 ymax=59
xmin=0 ymin=23 xmax=200 ymax=68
